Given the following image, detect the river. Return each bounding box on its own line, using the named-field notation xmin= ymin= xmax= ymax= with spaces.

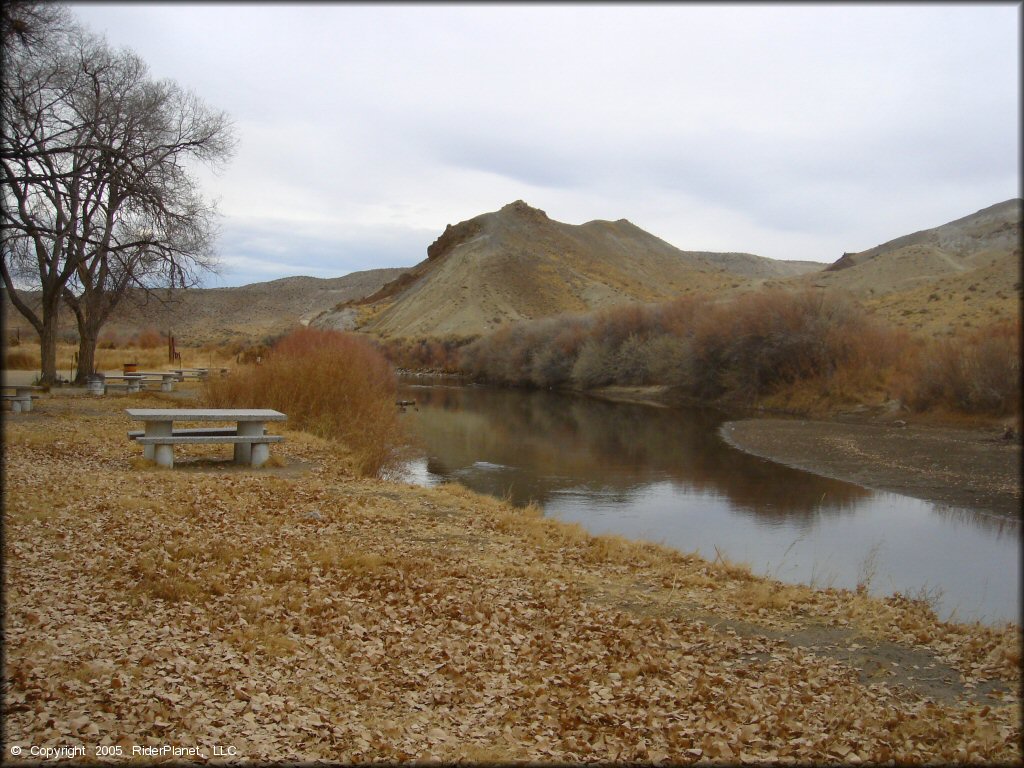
xmin=396 ymin=379 xmax=1020 ymax=625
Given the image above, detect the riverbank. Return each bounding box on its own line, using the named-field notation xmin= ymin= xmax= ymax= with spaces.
xmin=720 ymin=419 xmax=1022 ymax=518
xmin=589 ymin=384 xmax=1021 ymax=518
xmin=3 ymin=388 xmax=1020 ymax=763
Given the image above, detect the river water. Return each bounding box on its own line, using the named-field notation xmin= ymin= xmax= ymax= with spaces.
xmin=396 ymin=380 xmax=1020 ymax=626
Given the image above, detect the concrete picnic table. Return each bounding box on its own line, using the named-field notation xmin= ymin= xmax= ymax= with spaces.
xmin=102 ymin=374 xmax=144 ymax=393
xmin=125 ymin=408 xmax=287 ymax=468
xmin=131 ymin=371 xmax=182 ymax=391
xmin=1 ymin=384 xmax=43 ymax=413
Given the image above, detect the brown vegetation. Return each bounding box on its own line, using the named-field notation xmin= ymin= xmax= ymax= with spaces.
xmin=2 ymin=341 xmax=231 ymax=376
xmin=458 ymin=290 xmax=1020 ymax=418
xmin=202 ymin=327 xmax=404 ymax=477
xmin=374 ymin=335 xmax=474 ymax=372
xmin=899 ymin=320 xmax=1021 ymax=415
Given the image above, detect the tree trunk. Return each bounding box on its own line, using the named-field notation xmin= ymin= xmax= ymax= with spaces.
xmin=37 ymin=313 xmax=60 ymax=385
xmin=74 ymin=328 xmax=99 ymax=385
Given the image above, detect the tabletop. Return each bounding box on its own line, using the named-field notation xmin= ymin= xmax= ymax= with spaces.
xmin=125 ymin=408 xmax=287 ymax=422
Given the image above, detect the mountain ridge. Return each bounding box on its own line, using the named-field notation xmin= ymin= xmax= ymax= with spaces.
xmin=4 ymin=199 xmax=1018 ymax=346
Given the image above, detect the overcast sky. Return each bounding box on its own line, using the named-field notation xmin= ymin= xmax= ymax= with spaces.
xmin=68 ymin=2 xmax=1020 ymax=288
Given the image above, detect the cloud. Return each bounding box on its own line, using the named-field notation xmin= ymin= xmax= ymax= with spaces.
xmin=204 ymin=218 xmax=434 ymax=288
xmin=70 ymin=3 xmax=1020 ymax=286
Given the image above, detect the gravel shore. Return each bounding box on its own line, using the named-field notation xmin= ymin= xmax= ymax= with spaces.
xmin=720 ymin=418 xmax=1021 ymax=517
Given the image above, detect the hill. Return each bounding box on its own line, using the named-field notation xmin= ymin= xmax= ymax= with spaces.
xmin=3 ymin=268 xmax=406 ymax=346
xmin=314 ymin=201 xmax=822 ymax=338
xmin=789 ymin=199 xmax=1021 ymax=335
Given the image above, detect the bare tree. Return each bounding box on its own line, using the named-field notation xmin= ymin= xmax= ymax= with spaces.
xmin=58 ymin=47 xmax=231 ymax=382
xmin=1 ymin=14 xmax=99 ymax=382
xmin=1 ymin=4 xmax=234 ymax=383
xmin=1 ymin=1 xmax=73 ymax=50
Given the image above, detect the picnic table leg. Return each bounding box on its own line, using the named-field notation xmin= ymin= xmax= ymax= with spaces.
xmin=234 ymin=421 xmax=264 ymax=465
xmin=161 ymin=377 xmax=174 ymax=392
xmin=153 ymin=443 xmax=174 ymax=468
xmin=143 ymin=421 xmax=172 ymax=461
xmin=17 ymin=389 xmax=32 ymax=412
xmin=250 ymin=441 xmax=271 ymax=468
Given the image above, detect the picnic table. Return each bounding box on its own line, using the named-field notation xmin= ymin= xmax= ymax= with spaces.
xmin=172 ymin=367 xmax=229 ymax=379
xmin=103 ymin=374 xmax=144 ymax=393
xmin=125 ymin=408 xmax=287 ymax=468
xmin=131 ymin=371 xmax=182 ymax=391
xmin=2 ymin=384 xmax=42 ymax=413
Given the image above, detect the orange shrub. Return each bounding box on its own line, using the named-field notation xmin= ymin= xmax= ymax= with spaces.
xmin=203 ymin=327 xmax=404 ymax=477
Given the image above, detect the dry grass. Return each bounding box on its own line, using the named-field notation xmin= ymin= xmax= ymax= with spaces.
xmin=2 ymin=341 xmax=234 ymax=375
xmin=203 ymin=327 xmax=404 ymax=477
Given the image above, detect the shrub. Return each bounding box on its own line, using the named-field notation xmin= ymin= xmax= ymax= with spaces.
xmin=902 ymin=320 xmax=1021 ymax=415
xmin=133 ymin=327 xmax=164 ymax=349
xmin=203 ymin=327 xmax=405 ymax=477
xmin=454 ymin=288 xmax=1018 ymax=419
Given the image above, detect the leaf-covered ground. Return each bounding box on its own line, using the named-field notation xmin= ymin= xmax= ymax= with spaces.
xmin=3 ymin=389 xmax=1020 ymax=763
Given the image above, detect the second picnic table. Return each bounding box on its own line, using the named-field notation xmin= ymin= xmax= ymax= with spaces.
xmin=125 ymin=408 xmax=287 ymax=468
xmin=2 ymin=384 xmax=43 ymax=412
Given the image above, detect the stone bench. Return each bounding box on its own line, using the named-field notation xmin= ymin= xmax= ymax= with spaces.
xmin=135 ymin=434 xmax=284 ymax=468
xmin=128 ymin=426 xmax=264 ymax=439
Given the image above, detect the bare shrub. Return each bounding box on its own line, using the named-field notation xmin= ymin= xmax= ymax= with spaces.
xmin=902 ymin=320 xmax=1021 ymax=415
xmin=570 ymin=338 xmax=615 ymax=388
xmin=454 ymin=287 xmax=1017 ymax=419
xmin=204 ymin=327 xmax=404 ymax=477
xmin=643 ymin=334 xmax=695 ymax=388
xmin=132 ymin=327 xmax=164 ymax=349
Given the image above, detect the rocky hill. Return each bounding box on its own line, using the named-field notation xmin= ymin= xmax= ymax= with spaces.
xmin=313 ymin=201 xmax=821 ymax=338
xmin=787 ymin=199 xmax=1022 ymax=335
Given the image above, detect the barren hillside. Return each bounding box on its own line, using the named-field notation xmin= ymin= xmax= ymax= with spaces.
xmin=3 ymin=268 xmax=405 ymax=346
xmin=315 ymin=201 xmax=821 ymax=338
xmin=789 ymin=199 xmax=1022 ymax=335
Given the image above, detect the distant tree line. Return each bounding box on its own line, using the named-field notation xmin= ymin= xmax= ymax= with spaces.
xmin=1 ymin=2 xmax=234 ymax=383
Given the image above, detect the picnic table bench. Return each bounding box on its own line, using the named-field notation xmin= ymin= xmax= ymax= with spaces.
xmin=125 ymin=408 xmax=287 ymax=468
xmin=172 ymin=367 xmax=230 ymax=379
xmin=103 ymin=374 xmax=144 ymax=393
xmin=2 ymin=384 xmax=43 ymax=413
xmin=129 ymin=371 xmax=182 ymax=391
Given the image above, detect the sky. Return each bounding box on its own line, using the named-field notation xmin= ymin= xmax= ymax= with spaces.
xmin=67 ymin=2 xmax=1020 ymax=288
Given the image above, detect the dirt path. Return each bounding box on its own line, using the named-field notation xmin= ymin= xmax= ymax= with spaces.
xmin=720 ymin=418 xmax=1021 ymax=517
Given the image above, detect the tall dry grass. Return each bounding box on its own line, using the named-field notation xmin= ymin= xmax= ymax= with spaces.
xmin=2 ymin=341 xmax=231 ymax=375
xmin=203 ymin=327 xmax=404 ymax=477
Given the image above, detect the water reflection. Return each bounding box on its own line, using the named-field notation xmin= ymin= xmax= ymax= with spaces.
xmin=398 ymin=382 xmax=1020 ymax=624
xmin=403 ymin=383 xmax=869 ymax=520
